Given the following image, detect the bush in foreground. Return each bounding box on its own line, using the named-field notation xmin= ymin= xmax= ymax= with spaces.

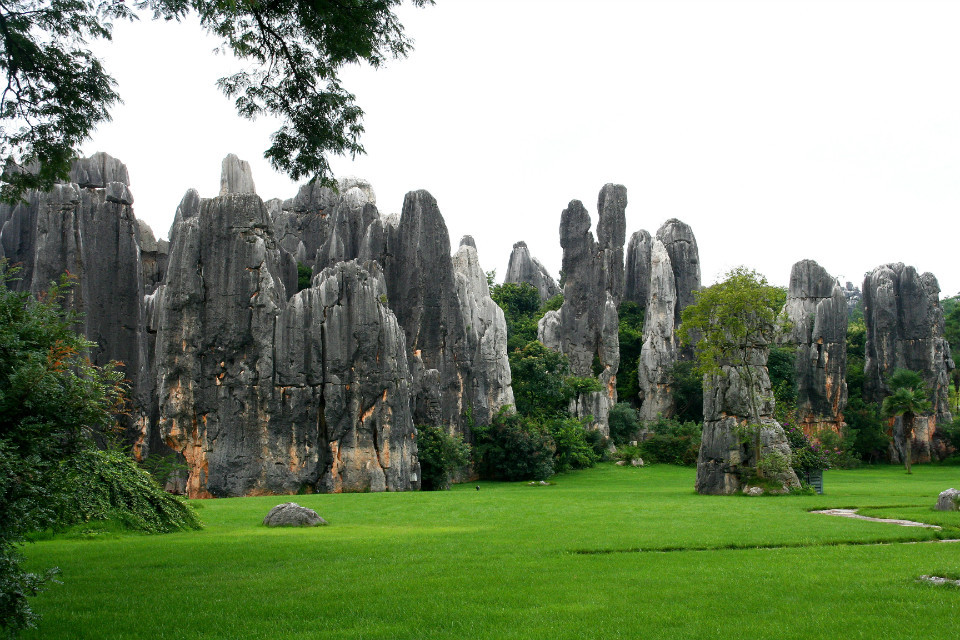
xmin=416 ymin=425 xmax=472 ymax=490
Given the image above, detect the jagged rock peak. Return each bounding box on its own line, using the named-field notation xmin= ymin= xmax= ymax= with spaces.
xmin=597 ymin=184 xmax=627 ymax=251
xmin=655 ymin=218 xmax=701 ymax=329
xmin=624 ymin=229 xmax=652 ymax=306
xmin=69 ymin=151 xmax=130 ymax=188
xmin=219 ymin=153 xmax=256 ymax=196
xmin=337 ymin=176 xmax=376 ymax=205
xmin=863 ymin=262 xmax=954 ymax=462
xmin=504 ymin=240 xmax=559 ymax=301
xmin=782 ymin=259 xmax=848 ymax=435
xmin=637 ymin=239 xmax=678 ymax=421
xmin=460 ymin=235 xmax=476 ymax=249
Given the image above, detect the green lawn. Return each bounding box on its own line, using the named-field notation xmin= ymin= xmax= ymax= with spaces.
xmin=21 ymin=464 xmax=960 ymax=639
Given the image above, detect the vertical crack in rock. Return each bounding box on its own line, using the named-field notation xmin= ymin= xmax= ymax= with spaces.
xmin=623 ymin=229 xmax=652 ymax=307
xmin=781 ymin=259 xmax=848 ymax=436
xmin=863 ymin=263 xmax=955 ymax=462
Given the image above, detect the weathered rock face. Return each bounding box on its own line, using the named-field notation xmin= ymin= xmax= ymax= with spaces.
xmin=862 ymin=263 xmax=955 ymax=462
xmin=504 ymin=240 xmax=559 ymax=301
xmin=623 ymin=229 xmax=652 ymax=307
xmin=655 ymin=218 xmax=701 ymax=330
xmin=314 ymin=185 xmax=378 ymax=270
xmin=637 ymin=240 xmax=677 ymax=421
xmin=262 ymin=502 xmax=328 ymax=527
xmin=137 ymin=219 xmax=169 ymax=294
xmin=156 ymin=178 xmax=419 ymax=497
xmin=271 ymin=183 xmax=337 ymax=269
xmin=551 ymin=184 xmax=627 ymax=434
xmin=219 ymin=153 xmax=256 ymax=196
xmin=935 ymin=488 xmax=960 ymax=512
xmin=452 ymin=236 xmax=516 ymax=423
xmin=843 ymin=282 xmax=863 ymax=317
xmin=781 ymin=260 xmax=848 ymax=436
xmin=0 ymin=153 xmax=154 ymax=454
xmin=696 ymin=339 xmax=801 ymax=495
xmin=358 ymin=190 xmax=478 ymax=432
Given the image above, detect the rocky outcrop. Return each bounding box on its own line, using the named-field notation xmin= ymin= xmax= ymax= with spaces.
xmin=637 ymin=240 xmax=677 ymax=421
xmin=935 ymin=488 xmax=960 ymax=512
xmin=781 ymin=260 xmax=848 ymax=436
xmin=504 ymin=240 xmax=559 ymax=301
xmin=314 ymin=184 xmax=378 ymax=270
xmin=219 ymin=153 xmax=256 ymax=196
xmin=0 ymin=153 xmax=154 ymax=454
xmin=863 ymin=263 xmax=955 ymax=462
xmin=655 ymin=218 xmax=701 ymax=331
xmin=156 ymin=171 xmax=419 ymax=497
xmin=842 ymin=282 xmax=862 ymax=317
xmin=137 ymin=219 xmax=169 ymax=294
xmin=696 ymin=339 xmax=801 ymax=495
xmin=359 ymin=190 xmax=484 ymax=433
xmin=551 ymin=184 xmax=627 ymax=434
xmin=623 ymin=229 xmax=652 ymax=307
xmin=271 ymin=183 xmax=337 ymax=269
xmin=452 ymin=236 xmax=515 ymax=423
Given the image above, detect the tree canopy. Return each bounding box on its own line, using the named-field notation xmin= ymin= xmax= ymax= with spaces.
xmin=880 ymin=368 xmax=931 ymax=474
xmin=0 ymin=0 xmax=431 ymax=201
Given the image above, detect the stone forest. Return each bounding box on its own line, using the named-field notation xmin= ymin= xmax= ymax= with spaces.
xmin=0 ymin=152 xmax=955 ymax=498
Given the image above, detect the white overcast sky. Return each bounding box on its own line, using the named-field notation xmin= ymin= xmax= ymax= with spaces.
xmin=83 ymin=0 xmax=960 ymax=297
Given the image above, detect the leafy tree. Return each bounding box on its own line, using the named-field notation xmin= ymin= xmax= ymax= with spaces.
xmin=880 ymin=369 xmax=931 ymax=474
xmin=296 ymin=262 xmax=312 ymax=292
xmin=669 ymin=361 xmax=703 ymax=424
xmin=507 ymin=341 xmax=570 ymax=419
xmin=637 ymin=415 xmax=701 ymax=465
xmin=472 ymin=408 xmax=555 ymax=481
xmin=608 ymin=402 xmax=641 ymax=446
xmin=0 ymin=0 xmax=431 ymax=201
xmin=415 ymin=425 xmax=471 ymax=491
xmin=767 ymin=345 xmax=797 ymax=420
xmin=0 ymin=265 xmax=126 ymax=634
xmin=678 ymin=267 xmax=788 ymax=477
xmin=490 ymin=282 xmax=542 ymax=351
xmin=547 ymin=417 xmax=601 ymax=474
xmin=615 ymin=301 xmax=644 ymax=405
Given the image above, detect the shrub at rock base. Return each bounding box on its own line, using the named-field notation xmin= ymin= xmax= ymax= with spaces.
xmin=473 ymin=409 xmax=555 ymax=481
xmin=416 ymin=425 xmax=472 ymax=490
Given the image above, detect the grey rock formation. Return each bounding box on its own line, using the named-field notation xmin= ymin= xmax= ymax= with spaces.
xmin=842 ymin=282 xmax=862 ymax=317
xmin=0 ymin=153 xmax=154 ymax=455
xmin=358 ymin=190 xmax=486 ymax=433
xmin=637 ymin=240 xmax=677 ymax=421
xmin=863 ymin=263 xmax=955 ymax=462
xmin=551 ymin=185 xmax=627 ymax=434
xmin=623 ymin=229 xmax=652 ymax=307
xmin=655 ymin=218 xmax=701 ymax=330
xmin=219 ymin=153 xmax=256 ymax=196
xmin=538 ymin=309 xmax=562 ymax=352
xmin=935 ymin=488 xmax=960 ymax=512
xmin=452 ymin=237 xmax=515 ymax=423
xmin=156 ymin=183 xmax=419 ymax=497
xmin=504 ymin=240 xmax=559 ymax=301
xmin=137 ymin=219 xmax=169 ymax=294
xmin=781 ymin=260 xmax=848 ymax=436
xmin=262 ymin=502 xmax=328 ymax=526
xmin=314 ymin=185 xmax=378 ymax=270
xmin=696 ymin=339 xmax=801 ymax=495
xmin=271 ymin=183 xmax=337 ymax=269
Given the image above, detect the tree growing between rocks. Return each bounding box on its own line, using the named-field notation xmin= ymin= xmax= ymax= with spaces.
xmin=0 ymin=0 xmax=432 ymax=201
xmin=679 ymin=267 xmax=798 ymax=493
xmin=881 ymin=369 xmax=931 ymax=474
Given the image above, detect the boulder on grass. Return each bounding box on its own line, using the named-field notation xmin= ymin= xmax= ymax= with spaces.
xmin=935 ymin=488 xmax=960 ymax=512
xmin=263 ymin=502 xmax=328 ymax=527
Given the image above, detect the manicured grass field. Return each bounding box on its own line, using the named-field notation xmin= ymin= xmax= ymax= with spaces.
xmin=21 ymin=464 xmax=960 ymax=639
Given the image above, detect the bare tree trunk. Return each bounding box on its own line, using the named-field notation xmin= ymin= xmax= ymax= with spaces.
xmin=904 ymin=412 xmax=913 ymax=475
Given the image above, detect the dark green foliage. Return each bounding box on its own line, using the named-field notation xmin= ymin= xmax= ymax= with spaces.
xmin=1 ymin=0 xmax=432 ymax=202
xmin=542 ymin=294 xmax=563 ymax=313
xmin=415 ymin=425 xmax=472 ymax=491
xmin=490 ymin=282 xmax=542 ymax=351
xmin=0 ymin=264 xmax=127 ymax=635
xmin=881 ymin=369 xmax=931 ymax=474
xmin=638 ymin=417 xmax=701 ymax=465
xmin=615 ymin=301 xmax=644 ymax=404
xmin=473 ymin=409 xmax=555 ymax=481
xmin=782 ymin=421 xmax=830 ymax=472
xmin=768 ymin=345 xmax=797 ymax=418
xmin=939 ymin=416 xmax=960 ymax=455
xmin=507 ymin=341 xmax=572 ymax=419
xmin=608 ymin=403 xmax=641 ymax=446
xmin=138 ymin=452 xmax=188 ymax=487
xmin=296 ymin=262 xmax=312 ymax=292
xmin=844 ymin=397 xmax=889 ymax=463
xmin=49 ymin=448 xmax=201 ymax=534
xmin=547 ymin=418 xmax=601 ymax=474
xmin=669 ymin=361 xmax=704 ymax=424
